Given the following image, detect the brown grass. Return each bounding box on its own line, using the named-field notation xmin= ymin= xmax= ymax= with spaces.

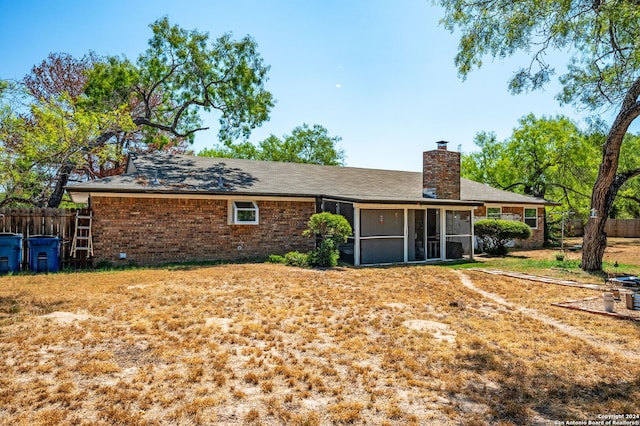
xmin=0 ymin=256 xmax=639 ymax=425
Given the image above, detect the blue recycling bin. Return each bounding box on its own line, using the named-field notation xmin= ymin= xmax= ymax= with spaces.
xmin=28 ymin=236 xmax=61 ymax=273
xmin=0 ymin=233 xmax=23 ymax=274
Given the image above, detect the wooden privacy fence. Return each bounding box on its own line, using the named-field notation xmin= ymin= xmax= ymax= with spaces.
xmin=567 ymin=219 xmax=640 ymax=238
xmin=605 ymin=219 xmax=640 ymax=238
xmin=0 ymin=207 xmax=90 ymax=269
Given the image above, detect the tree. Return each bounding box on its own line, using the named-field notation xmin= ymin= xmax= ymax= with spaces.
xmin=613 ymin=133 xmax=640 ymax=218
xmin=0 ymin=17 xmax=274 ymax=207
xmin=463 ymin=114 xmax=599 ymax=217
xmin=199 ymin=123 xmax=345 ymax=166
xmin=0 ymin=87 xmax=135 ymax=207
xmin=437 ymin=0 xmax=640 ymax=271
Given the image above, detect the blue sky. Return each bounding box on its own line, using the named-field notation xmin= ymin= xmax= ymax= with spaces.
xmin=0 ymin=0 xmax=593 ymax=171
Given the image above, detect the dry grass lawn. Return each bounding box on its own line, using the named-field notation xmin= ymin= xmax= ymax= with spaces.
xmin=1 ymin=261 xmax=639 ymax=425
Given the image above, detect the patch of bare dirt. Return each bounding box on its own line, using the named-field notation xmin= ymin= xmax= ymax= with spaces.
xmin=39 ymin=311 xmax=102 ymax=324
xmin=510 ymin=237 xmax=640 ymax=265
xmin=402 ymin=320 xmax=457 ymax=343
xmin=454 ymin=270 xmax=640 ymax=361
xmin=555 ymin=294 xmax=640 ymax=321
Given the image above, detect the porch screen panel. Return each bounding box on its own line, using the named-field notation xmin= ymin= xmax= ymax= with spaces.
xmin=360 ymin=238 xmax=404 ymax=264
xmin=445 ymin=210 xmax=472 ymax=259
xmin=360 ymin=209 xmax=404 ymax=237
xmin=359 ymin=209 xmax=405 ymax=264
xmin=338 ymin=202 xmax=355 ymax=230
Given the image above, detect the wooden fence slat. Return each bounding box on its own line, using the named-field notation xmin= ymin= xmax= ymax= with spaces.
xmin=605 ymin=219 xmax=640 ymax=238
xmin=0 ymin=207 xmax=86 ymax=268
xmin=568 ymin=218 xmax=640 ymax=238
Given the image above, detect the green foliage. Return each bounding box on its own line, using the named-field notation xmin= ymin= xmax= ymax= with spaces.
xmin=284 ymin=251 xmax=310 ymax=268
xmin=267 ymin=254 xmax=285 ymax=264
xmin=199 ymin=123 xmax=345 ymax=166
xmin=438 ymin=0 xmax=640 ymax=107
xmin=614 ymin=133 xmax=640 ymax=218
xmin=303 ymin=212 xmax=352 ymax=268
xmin=261 ymin=123 xmax=345 ymax=165
xmin=199 ymin=141 xmax=260 ymax=160
xmin=129 ymin=17 xmax=274 ymax=143
xmin=268 ymin=251 xmax=310 ymax=267
xmin=463 ymin=114 xmax=640 ymax=219
xmin=304 ymin=212 xmax=352 ymax=244
xmin=0 ymin=88 xmax=135 ymax=206
xmin=475 ymin=219 xmax=532 ymax=256
xmin=270 ymin=210 xmax=352 ymax=269
xmin=307 ymin=239 xmax=340 ymax=268
xmin=0 ymin=17 xmax=274 ymax=207
xmin=437 ymin=0 xmax=640 ymax=270
xmin=462 ymin=114 xmax=600 ymax=219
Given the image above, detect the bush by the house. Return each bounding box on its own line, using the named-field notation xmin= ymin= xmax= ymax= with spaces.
xmin=475 ymin=219 xmax=532 ymax=256
xmin=284 ymin=251 xmax=309 ymax=267
xmin=307 ymin=239 xmax=340 ymax=267
xmin=267 ymin=252 xmax=309 ymax=267
xmin=304 ymin=212 xmax=352 ymax=267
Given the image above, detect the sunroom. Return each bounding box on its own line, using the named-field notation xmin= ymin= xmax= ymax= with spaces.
xmin=321 ymin=199 xmax=480 ymax=266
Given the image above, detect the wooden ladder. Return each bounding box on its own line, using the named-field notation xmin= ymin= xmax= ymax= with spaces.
xmin=70 ymin=211 xmax=93 ymax=258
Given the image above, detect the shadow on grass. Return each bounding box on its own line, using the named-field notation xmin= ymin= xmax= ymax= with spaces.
xmin=453 ymin=354 xmax=640 ymax=424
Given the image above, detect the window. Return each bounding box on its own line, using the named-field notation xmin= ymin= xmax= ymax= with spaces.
xmin=524 ymin=208 xmax=537 ymax=228
xmin=487 ymin=207 xmax=501 ymax=219
xmin=232 ymin=201 xmax=259 ymax=224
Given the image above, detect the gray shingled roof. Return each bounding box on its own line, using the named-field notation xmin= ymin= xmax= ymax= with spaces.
xmin=66 ymin=153 xmax=553 ymax=206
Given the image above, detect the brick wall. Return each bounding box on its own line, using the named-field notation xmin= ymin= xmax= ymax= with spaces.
xmin=474 ymin=205 xmax=545 ymax=248
xmin=423 ymin=150 xmax=460 ymax=200
xmin=90 ymin=196 xmax=316 ymax=266
xmin=502 ymin=206 xmax=540 ymax=248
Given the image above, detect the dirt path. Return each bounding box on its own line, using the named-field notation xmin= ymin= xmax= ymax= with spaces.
xmin=454 ymin=270 xmax=640 ymax=361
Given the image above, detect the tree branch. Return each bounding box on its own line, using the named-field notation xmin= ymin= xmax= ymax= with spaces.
xmin=614 ymin=166 xmax=640 ymax=188
xmin=0 ymin=196 xmax=40 ymax=208
xmin=618 ymin=193 xmax=640 ymax=205
xmin=132 ymin=116 xmax=209 ymax=138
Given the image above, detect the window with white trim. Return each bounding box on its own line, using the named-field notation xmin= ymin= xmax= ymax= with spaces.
xmin=487 ymin=207 xmax=501 ymax=219
xmin=232 ymin=201 xmax=259 ymax=224
xmin=524 ymin=208 xmax=537 ymax=228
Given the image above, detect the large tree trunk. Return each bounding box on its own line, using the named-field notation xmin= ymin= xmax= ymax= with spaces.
xmin=47 ymin=162 xmax=74 ymax=208
xmin=581 ymin=77 xmax=640 ymax=271
xmin=581 ymin=190 xmax=613 ymax=271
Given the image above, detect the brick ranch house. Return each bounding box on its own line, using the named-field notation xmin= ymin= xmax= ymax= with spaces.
xmin=66 ymin=142 xmax=556 ymax=266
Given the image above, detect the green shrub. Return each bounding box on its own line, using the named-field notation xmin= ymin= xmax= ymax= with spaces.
xmin=475 ymin=219 xmax=532 ymax=256
xmin=95 ymin=260 xmax=114 ymax=270
xmin=283 ymin=251 xmax=309 ymax=267
xmin=304 ymin=212 xmax=352 ymax=268
xmin=307 ymin=239 xmax=340 ymax=268
xmin=303 ymin=212 xmax=353 ymax=243
xmin=267 ymin=254 xmax=286 ymax=264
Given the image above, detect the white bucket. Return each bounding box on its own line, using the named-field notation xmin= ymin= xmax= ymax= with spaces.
xmin=603 ymin=293 xmax=615 ymax=313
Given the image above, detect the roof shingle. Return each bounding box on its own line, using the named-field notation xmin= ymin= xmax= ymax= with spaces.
xmin=67 ymin=153 xmax=554 ymax=206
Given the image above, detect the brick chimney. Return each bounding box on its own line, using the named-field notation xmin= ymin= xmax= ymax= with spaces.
xmin=422 ymin=141 xmax=460 ymax=199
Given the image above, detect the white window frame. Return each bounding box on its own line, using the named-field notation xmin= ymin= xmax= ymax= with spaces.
xmin=231 ymin=201 xmax=259 ymax=225
xmin=524 ymin=208 xmax=538 ymax=229
xmin=487 ymin=207 xmax=501 ymax=219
